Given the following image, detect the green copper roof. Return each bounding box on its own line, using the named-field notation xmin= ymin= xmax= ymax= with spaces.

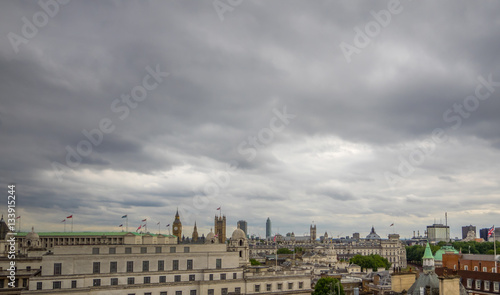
xmin=434 ymin=245 xmax=459 ymax=261
xmin=423 ymin=242 xmax=434 ymax=260
xmin=14 ymin=232 xmax=175 ymax=238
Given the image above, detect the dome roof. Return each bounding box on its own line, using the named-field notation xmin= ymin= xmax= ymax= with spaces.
xmin=206 ymin=232 xmax=215 ymax=240
xmin=232 ymin=228 xmax=246 ymax=240
xmin=26 ymin=227 xmax=39 ymax=240
xmin=366 ymin=226 xmax=381 ymax=240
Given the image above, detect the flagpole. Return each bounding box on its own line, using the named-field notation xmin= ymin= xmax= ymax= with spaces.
xmin=64 ymin=221 xmax=66 ymax=232
xmin=126 ymin=216 xmax=128 ymax=233
xmin=71 ymin=216 xmax=73 ymax=232
xmin=494 ymin=225 xmax=497 ymax=273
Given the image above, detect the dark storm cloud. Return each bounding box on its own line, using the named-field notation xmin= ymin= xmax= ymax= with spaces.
xmin=0 ymin=1 xmax=499 ymax=237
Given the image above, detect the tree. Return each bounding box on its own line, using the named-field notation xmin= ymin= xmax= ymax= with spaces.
xmin=313 ymin=277 xmax=344 ymax=295
xmin=277 ymin=248 xmax=294 ymax=254
xmin=250 ymin=259 xmax=261 ymax=265
xmin=349 ymin=254 xmax=391 ymax=271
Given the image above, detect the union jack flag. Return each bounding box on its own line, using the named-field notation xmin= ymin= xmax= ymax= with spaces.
xmin=488 ymin=226 xmax=495 ymax=238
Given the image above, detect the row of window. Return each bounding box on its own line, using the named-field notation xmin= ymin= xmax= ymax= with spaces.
xmin=92 ymin=246 xmax=190 ymax=255
xmin=463 ymin=265 xmax=497 ymax=272
xmin=465 ymin=279 xmax=500 ymax=292
xmin=54 ymin=259 xmax=222 ymax=275
xmin=44 ymin=282 xmax=201 ymax=295
xmin=40 ymin=272 xmax=239 ymax=290
xmin=254 ymin=281 xmax=304 ymax=292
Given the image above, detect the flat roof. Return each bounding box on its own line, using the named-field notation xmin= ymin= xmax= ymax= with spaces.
xmin=14 ymin=232 xmax=175 ymax=238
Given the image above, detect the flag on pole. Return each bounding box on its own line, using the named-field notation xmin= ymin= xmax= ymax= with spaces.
xmin=16 ymin=216 xmax=21 ymax=219
xmin=143 ymin=224 xmax=147 ymax=228
xmin=488 ymin=226 xmax=495 ymax=237
xmin=214 ymin=234 xmax=219 ymax=238
xmin=136 ymin=225 xmax=142 ymax=231
xmin=166 ymin=224 xmax=170 ymax=227
xmin=216 ymin=207 xmax=221 ymax=210
xmin=66 ymin=215 xmax=73 ymax=219
xmin=390 ymin=223 xmax=394 ymax=227
xmin=273 ymin=235 xmax=276 ymax=242
xmin=157 ymin=222 xmax=160 ymax=225
xmin=61 ymin=219 xmax=66 ymax=223
xmin=119 ymin=224 xmax=123 ymax=227
xmin=142 ymin=219 xmax=147 ymax=222
xmin=122 ymin=215 xmax=127 ymax=218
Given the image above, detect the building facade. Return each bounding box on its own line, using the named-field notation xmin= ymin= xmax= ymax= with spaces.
xmin=427 ymin=223 xmax=450 ymax=243
xmin=462 ymin=225 xmax=477 ymax=239
xmin=265 ymin=218 xmax=271 ymax=239
xmin=214 ymin=215 xmax=226 ymax=244
xmin=237 ymin=221 xmax=247 ymax=237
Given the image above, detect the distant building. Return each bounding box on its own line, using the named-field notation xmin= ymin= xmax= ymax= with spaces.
xmin=462 ymin=225 xmax=476 ymax=239
xmin=214 ymin=215 xmax=226 ymax=244
xmin=237 ymin=220 xmax=247 ymax=236
xmin=427 ymin=223 xmax=450 ymax=243
xmin=366 ymin=226 xmax=381 ymax=240
xmin=310 ymin=224 xmax=316 ymax=241
xmin=266 ymin=217 xmax=271 ymax=238
xmin=480 ymin=228 xmax=490 ymax=240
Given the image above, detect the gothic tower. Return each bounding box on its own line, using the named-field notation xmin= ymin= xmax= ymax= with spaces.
xmin=310 ymin=224 xmax=316 ymax=241
xmin=192 ymin=221 xmax=199 ymax=242
xmin=214 ymin=215 xmax=226 ymax=244
xmin=172 ymin=208 xmax=182 ymax=242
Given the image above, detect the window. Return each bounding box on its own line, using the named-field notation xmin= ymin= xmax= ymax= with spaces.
xmin=187 ymin=259 xmax=193 ymax=270
xmin=277 ymin=283 xmax=282 ymax=290
xmin=156 ymin=247 xmax=162 ymax=253
xmin=484 ymin=267 xmax=488 ymax=272
xmin=125 ymin=247 xmax=132 ymax=254
xmin=53 ymin=281 xmax=62 ymax=289
xmin=145 ymin=293 xmax=152 ymax=295
xmin=54 ymin=263 xmax=62 ymax=275
xmin=176 ymin=291 xmax=182 ymax=295
xmin=160 ymin=292 xmax=167 ymax=295
xmin=109 ymin=247 xmax=116 ymax=254
xmin=170 ymin=247 xmax=176 ymax=253
xmin=190 ymin=291 xmax=196 ymax=295
xmin=233 ymin=273 xmax=237 ymax=279
xmin=173 ymin=260 xmax=179 ymax=270
xmin=158 ymin=260 xmax=165 ymax=271
xmin=189 ymin=274 xmax=195 ymax=281
xmin=159 ymin=276 xmax=166 ymax=283
xmin=288 ymin=282 xmax=293 ymax=289
xmin=476 ymin=280 xmax=482 ymax=290
xmin=485 ymin=281 xmax=491 ymax=290
xmin=26 ymin=266 xmax=31 ymax=271
xmin=216 ymin=259 xmax=222 ymax=269
xmin=127 ymin=261 xmax=134 ymax=272
xmin=71 ymin=280 xmax=77 ymax=288
xmin=93 ymin=262 xmax=100 ymax=274
xmin=494 ymin=282 xmax=499 ymax=291
xmin=208 ymin=290 xmax=214 ymax=295
xmin=93 ymin=279 xmax=101 ymax=286
xmin=209 ymin=274 xmax=214 ymax=281
xmin=144 ymin=277 xmax=151 ymax=284
xmin=220 ymin=273 xmax=226 ymax=280
xmin=464 ymin=265 xmax=468 ymax=270
xmin=221 ymin=288 xmax=228 ymax=295
xmin=254 ymin=285 xmax=260 ymax=292
xmin=127 ymin=277 xmax=135 ymax=285
xmin=37 ymin=282 xmax=42 ymax=290
xmin=299 ymin=282 xmax=303 ymax=289
xmin=141 ymin=247 xmax=147 ymax=254
xmin=235 ymin=287 xmax=241 ymax=294
xmin=184 ymin=247 xmax=190 ymax=253
xmin=467 ymin=279 xmax=473 ymax=288
xmin=175 ymin=275 xmax=181 ymax=282
xmin=92 ymin=247 xmax=99 ymax=254
xmin=143 ymin=261 xmax=149 ymax=272
xmin=110 ymin=261 xmax=117 ymax=273
xmin=267 ymin=284 xmax=272 ymax=291
xmin=111 ymin=278 xmax=118 ymax=285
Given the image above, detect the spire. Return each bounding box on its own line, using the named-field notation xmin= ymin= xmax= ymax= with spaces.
xmin=175 ymin=208 xmax=180 ymax=219
xmin=422 ymin=242 xmax=435 ymax=273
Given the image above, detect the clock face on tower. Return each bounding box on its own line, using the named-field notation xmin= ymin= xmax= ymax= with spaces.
xmin=174 ymin=227 xmax=178 ymax=230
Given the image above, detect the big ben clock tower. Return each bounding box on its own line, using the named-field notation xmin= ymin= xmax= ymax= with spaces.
xmin=173 ymin=208 xmax=182 ymax=242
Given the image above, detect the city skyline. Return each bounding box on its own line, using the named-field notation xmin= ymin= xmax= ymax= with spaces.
xmin=1 ymin=2 xmax=499 ymax=238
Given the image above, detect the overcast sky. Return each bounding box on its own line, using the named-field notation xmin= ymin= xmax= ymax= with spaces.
xmin=1 ymin=1 xmax=499 ymax=240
